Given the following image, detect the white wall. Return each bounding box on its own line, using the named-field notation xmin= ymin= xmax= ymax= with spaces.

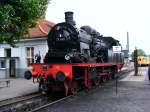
xmin=0 ymin=44 xmax=12 ymax=57
xmin=19 ymin=39 xmax=48 ymax=67
xmin=0 ymin=68 xmax=6 ymax=79
xmin=0 ymin=38 xmax=48 ymax=78
xmin=11 ymin=48 xmax=20 ymax=57
xmin=0 ymin=48 xmax=5 ymax=57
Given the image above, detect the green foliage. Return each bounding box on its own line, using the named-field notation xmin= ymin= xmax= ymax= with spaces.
xmin=131 ymin=49 xmax=146 ymax=60
xmin=137 ymin=49 xmax=146 ymax=56
xmin=0 ymin=0 xmax=50 ymax=46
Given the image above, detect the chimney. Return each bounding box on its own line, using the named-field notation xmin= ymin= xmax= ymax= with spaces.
xmin=65 ymin=11 xmax=76 ymax=25
xmin=126 ymin=32 xmax=129 ymax=52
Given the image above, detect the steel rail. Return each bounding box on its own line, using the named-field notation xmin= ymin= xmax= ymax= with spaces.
xmin=29 ymin=95 xmax=72 ymax=112
xmin=0 ymin=93 xmax=42 ymax=108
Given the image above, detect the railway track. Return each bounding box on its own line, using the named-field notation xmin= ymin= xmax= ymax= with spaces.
xmin=0 ymin=69 xmax=133 ymax=112
xmin=0 ymin=91 xmax=70 ymax=112
xmin=29 ymin=95 xmax=72 ymax=112
xmin=118 ymin=68 xmax=134 ymax=80
xmin=0 ymin=93 xmax=71 ymax=112
xmin=0 ymin=93 xmax=42 ymax=108
xmin=0 ymin=93 xmax=43 ymax=112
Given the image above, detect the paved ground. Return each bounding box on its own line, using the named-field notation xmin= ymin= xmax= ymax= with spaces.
xmin=0 ymin=78 xmax=38 ymax=101
xmin=41 ymin=67 xmax=150 ymax=112
xmin=120 ymin=67 xmax=149 ymax=82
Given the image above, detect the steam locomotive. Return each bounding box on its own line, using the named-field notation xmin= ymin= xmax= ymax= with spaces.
xmin=25 ymin=12 xmax=124 ymax=96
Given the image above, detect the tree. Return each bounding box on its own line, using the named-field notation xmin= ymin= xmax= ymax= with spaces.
xmin=137 ymin=49 xmax=146 ymax=56
xmin=0 ymin=0 xmax=50 ymax=46
xmin=131 ymin=48 xmax=146 ymax=60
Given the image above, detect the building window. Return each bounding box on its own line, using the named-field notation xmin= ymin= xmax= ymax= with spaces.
xmin=26 ymin=47 xmax=34 ymax=66
xmin=0 ymin=60 xmax=6 ymax=68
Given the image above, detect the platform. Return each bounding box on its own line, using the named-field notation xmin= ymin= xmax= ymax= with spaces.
xmin=120 ymin=67 xmax=149 ymax=82
xmin=0 ymin=78 xmax=38 ymax=101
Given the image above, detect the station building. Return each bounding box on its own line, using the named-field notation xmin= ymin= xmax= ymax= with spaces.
xmin=0 ymin=20 xmax=55 ymax=79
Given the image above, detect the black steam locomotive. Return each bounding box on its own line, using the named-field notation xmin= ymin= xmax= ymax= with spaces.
xmin=25 ymin=11 xmax=124 ymax=96
xmin=44 ymin=12 xmax=123 ymax=64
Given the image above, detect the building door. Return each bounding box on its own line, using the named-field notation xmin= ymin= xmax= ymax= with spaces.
xmin=5 ymin=48 xmax=11 ymax=57
xmin=9 ymin=59 xmax=16 ymax=77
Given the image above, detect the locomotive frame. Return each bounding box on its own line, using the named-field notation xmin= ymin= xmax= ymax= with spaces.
xmin=29 ymin=62 xmax=123 ymax=96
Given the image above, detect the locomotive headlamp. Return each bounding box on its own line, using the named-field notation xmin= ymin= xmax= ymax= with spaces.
xmin=56 ymin=71 xmax=66 ymax=82
xmin=65 ymin=54 xmax=70 ymax=60
xmin=65 ymin=53 xmax=73 ymax=60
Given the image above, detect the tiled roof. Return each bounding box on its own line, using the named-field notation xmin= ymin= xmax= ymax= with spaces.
xmin=28 ymin=19 xmax=55 ymax=38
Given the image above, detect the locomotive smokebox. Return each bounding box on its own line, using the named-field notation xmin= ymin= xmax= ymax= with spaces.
xmin=65 ymin=11 xmax=76 ymax=25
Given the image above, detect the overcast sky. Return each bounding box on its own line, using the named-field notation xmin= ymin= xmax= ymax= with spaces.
xmin=46 ymin=0 xmax=150 ymax=54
